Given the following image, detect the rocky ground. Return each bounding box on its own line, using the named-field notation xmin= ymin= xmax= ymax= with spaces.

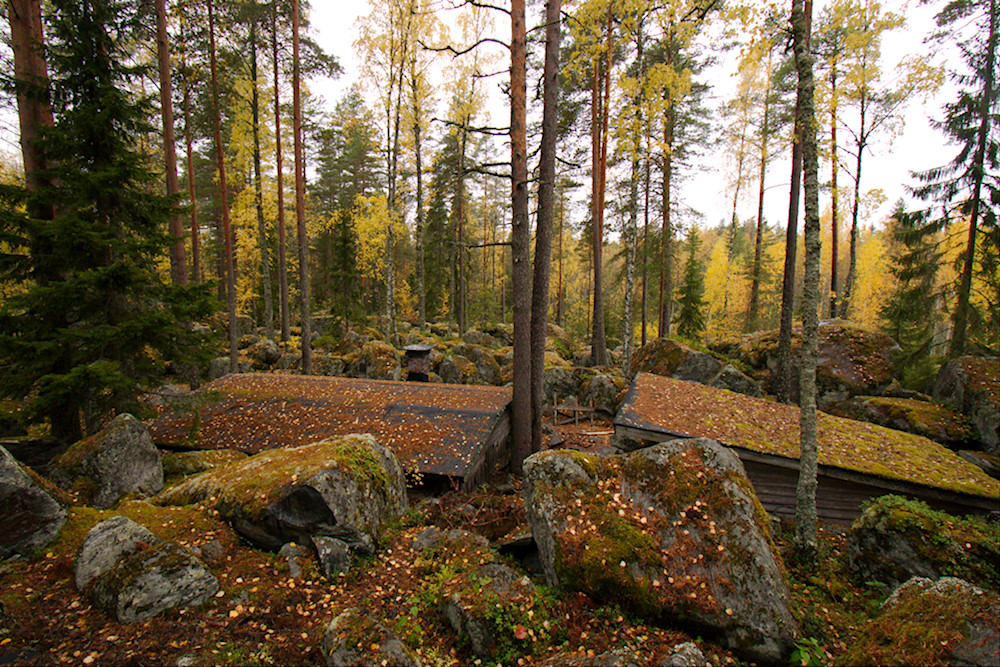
xmin=3 ymin=414 xmax=995 ymax=667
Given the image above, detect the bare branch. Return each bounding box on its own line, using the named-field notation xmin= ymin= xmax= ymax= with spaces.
xmin=418 ymin=37 xmax=509 ymax=56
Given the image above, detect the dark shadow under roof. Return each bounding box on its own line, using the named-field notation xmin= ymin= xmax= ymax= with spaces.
xmin=148 ymin=374 xmax=512 ymax=484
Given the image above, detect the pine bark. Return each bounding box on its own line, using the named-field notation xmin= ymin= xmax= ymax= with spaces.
xmin=829 ymin=61 xmax=840 ymax=318
xmin=530 ymin=0 xmax=561 ymax=453
xmin=792 ymin=0 xmax=820 ymax=559
xmin=510 ymin=0 xmax=531 ymax=472
xmin=207 ymin=0 xmax=238 ymax=372
xmin=250 ymin=25 xmax=274 ymax=340
xmin=155 ymin=0 xmax=187 ymax=286
xmin=181 ymin=49 xmax=200 ymax=283
xmin=272 ymin=4 xmax=290 ymax=342
xmin=292 ymin=0 xmax=312 ymax=373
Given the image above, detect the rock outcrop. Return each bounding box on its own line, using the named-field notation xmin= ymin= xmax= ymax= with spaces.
xmin=933 ymin=357 xmax=1000 ymax=453
xmin=321 ymin=608 xmax=421 ymax=667
xmin=76 ymin=516 xmax=218 ymax=624
xmin=827 ymin=396 xmax=977 ymax=449
xmin=839 ymin=577 xmax=999 ymax=667
xmin=846 ymin=495 xmax=999 ymax=591
xmin=156 ymin=434 xmax=407 ymax=551
xmin=523 ymin=440 xmax=797 ymax=663
xmin=632 ymin=339 xmax=760 ymax=398
xmin=0 ymin=446 xmax=66 ymax=559
xmin=50 ymin=414 xmax=163 ymax=509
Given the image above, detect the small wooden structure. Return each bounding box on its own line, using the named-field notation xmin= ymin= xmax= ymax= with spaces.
xmin=148 ymin=374 xmax=512 ymax=490
xmin=614 ymin=373 xmax=1000 ymax=524
xmin=403 ymin=344 xmax=435 ymax=382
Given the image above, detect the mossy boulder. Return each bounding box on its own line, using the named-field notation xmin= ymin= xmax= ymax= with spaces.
xmin=837 ymin=577 xmax=999 ymax=667
xmin=461 ymin=329 xmax=502 ymax=350
xmin=348 ymin=341 xmax=402 ymax=380
xmin=51 ymin=414 xmax=163 ymax=509
xmin=207 ymin=355 xmax=253 ymax=381
xmin=933 ymin=357 xmax=1000 ymax=454
xmin=451 ymin=344 xmax=502 ymax=385
xmin=828 ymin=396 xmax=978 ymax=449
xmin=846 ymin=496 xmax=1000 ymax=592
xmin=438 ymin=354 xmax=479 ymax=385
xmin=161 ymin=449 xmax=248 ymax=482
xmin=321 ymin=607 xmax=421 ymax=667
xmin=523 ymin=440 xmax=797 ymax=663
xmin=155 ymin=434 xmax=407 ymax=551
xmin=546 ymin=323 xmax=577 ymax=361
xmin=579 ymin=373 xmax=628 ymax=417
xmin=0 ymin=445 xmax=67 ymax=559
xmin=246 ymin=338 xmax=281 ymax=368
xmin=715 ymin=320 xmax=900 ymax=407
xmin=89 ymin=540 xmax=218 ymax=624
xmin=632 ymin=339 xmax=760 ymax=398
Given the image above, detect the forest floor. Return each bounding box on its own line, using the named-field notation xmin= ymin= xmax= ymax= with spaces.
xmin=0 ymin=417 xmax=883 ymax=666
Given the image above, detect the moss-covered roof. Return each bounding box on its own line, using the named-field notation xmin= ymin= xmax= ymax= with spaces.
xmin=615 ymin=373 xmax=999 ymax=499
xmin=146 ymin=374 xmax=511 ymax=481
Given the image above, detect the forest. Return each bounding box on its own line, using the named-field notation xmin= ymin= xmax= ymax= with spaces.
xmin=0 ymin=0 xmax=997 ymax=451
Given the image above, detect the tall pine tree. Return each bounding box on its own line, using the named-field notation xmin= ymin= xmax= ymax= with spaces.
xmin=0 ymin=0 xmax=211 ymax=442
xmin=674 ymin=227 xmax=707 ymax=341
xmin=880 ymin=202 xmax=942 ymax=386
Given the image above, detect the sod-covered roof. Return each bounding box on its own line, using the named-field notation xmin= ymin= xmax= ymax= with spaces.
xmin=147 ymin=374 xmax=512 ymax=481
xmin=615 ymin=373 xmax=999 ymax=499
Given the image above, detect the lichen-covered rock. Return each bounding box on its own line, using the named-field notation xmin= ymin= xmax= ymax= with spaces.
xmin=707 ymin=364 xmax=761 ymax=398
xmin=846 ymin=495 xmax=1000 ymax=591
xmin=320 ymin=608 xmax=421 ymax=667
xmin=579 ymin=373 xmax=627 ymax=417
xmin=161 ymin=449 xmax=248 ymax=480
xmin=462 ymin=329 xmax=502 ymax=349
xmin=156 ymin=434 xmax=407 ymax=551
xmin=933 ymin=357 xmax=1000 ymax=454
xmin=89 ymin=541 xmax=218 ymax=624
xmin=838 ymin=576 xmax=1000 ymax=667
xmin=523 ymin=440 xmax=797 ymax=663
xmin=74 ymin=516 xmax=160 ymax=591
xmin=827 ymin=396 xmax=977 ymax=449
xmin=546 ymin=323 xmax=577 ymax=361
xmin=632 ymin=338 xmax=723 ymax=383
xmin=440 ymin=563 xmax=538 ymax=658
xmin=451 ymin=344 xmax=502 ymax=385
xmin=312 ymin=354 xmax=348 ymax=377
xmin=348 ymin=340 xmax=402 ymax=380
xmin=246 ymin=338 xmax=281 ymax=368
xmin=438 ymin=354 xmax=483 ymax=385
xmin=714 ymin=320 xmax=900 ymax=408
xmin=544 ymin=366 xmax=580 ymax=404
xmin=313 ymin=536 xmax=351 ymax=578
xmin=540 ymin=647 xmax=645 ymax=666
xmin=0 ymin=446 xmax=66 ymax=559
xmin=207 ymin=356 xmax=252 ymax=381
xmin=51 ymin=414 xmax=163 ymax=509
xmin=630 ymin=340 xmax=760 ymax=398
xmin=663 ymin=642 xmax=708 ymax=667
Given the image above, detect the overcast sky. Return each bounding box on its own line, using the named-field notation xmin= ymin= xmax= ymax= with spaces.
xmin=309 ymin=0 xmax=960 ymax=235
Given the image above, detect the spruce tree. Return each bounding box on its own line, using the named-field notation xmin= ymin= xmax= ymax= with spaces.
xmin=674 ymin=227 xmax=707 ymax=340
xmin=0 ymin=0 xmax=212 ymax=442
xmin=880 ymin=201 xmax=942 ymax=386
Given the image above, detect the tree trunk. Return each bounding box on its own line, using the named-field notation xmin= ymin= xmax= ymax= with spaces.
xmin=155 ymin=0 xmax=187 ymax=286
xmin=510 ymin=0 xmax=531 ymax=473
xmin=792 ymin=0 xmax=820 ymax=560
xmin=181 ymin=49 xmax=200 ymax=283
xmin=456 ymin=123 xmax=468 ymax=334
xmin=530 ymin=0 xmax=561 ymax=454
xmin=272 ymin=3 xmax=290 ymax=342
xmin=207 ymin=0 xmax=238 ymax=372
xmin=841 ymin=95 xmax=866 ymax=320
xmin=591 ymin=9 xmax=613 ymax=367
xmin=413 ymin=100 xmax=426 ymax=330
xmin=8 ymin=0 xmax=54 ymax=219
xmin=950 ymin=0 xmax=997 ymax=357
xmin=292 ymin=0 xmax=312 ymax=373
xmin=250 ymin=24 xmax=274 ymax=340
xmin=658 ymin=97 xmax=675 ymax=338
xmin=746 ymin=47 xmax=774 ymax=333
xmin=829 ymin=61 xmax=840 ymax=318
xmin=775 ymin=32 xmax=806 ymax=404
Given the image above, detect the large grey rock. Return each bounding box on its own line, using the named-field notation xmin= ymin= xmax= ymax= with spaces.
xmin=842 ymin=576 xmax=1000 ymax=667
xmin=580 ymin=373 xmax=627 ymax=416
xmin=438 ymin=354 xmax=478 ymax=385
xmin=321 ymin=608 xmax=420 ymax=667
xmin=662 ymin=642 xmax=707 ymax=667
xmin=523 ymin=440 xmax=797 ymax=664
xmin=0 ymin=446 xmax=66 ymax=559
xmin=246 ymin=338 xmax=282 ymax=367
xmin=440 ymin=563 xmax=536 ymax=659
xmin=207 ymin=356 xmax=252 ymax=381
xmin=451 ymin=343 xmax=502 ymax=386
xmin=543 ymin=366 xmax=580 ymax=403
xmin=347 ymin=341 xmax=401 ymax=380
xmin=89 ymin=541 xmax=218 ymax=623
xmin=707 ymin=364 xmax=762 ymax=397
xmin=51 ymin=414 xmax=163 ymax=509
xmin=933 ymin=357 xmax=1000 ymax=453
xmin=632 ymin=338 xmax=723 ymax=384
xmin=827 ymin=395 xmax=977 ymax=449
xmin=312 ymin=536 xmax=351 ymax=578
xmin=74 ymin=516 xmax=160 ymax=591
xmin=157 ymin=434 xmax=408 ymax=552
